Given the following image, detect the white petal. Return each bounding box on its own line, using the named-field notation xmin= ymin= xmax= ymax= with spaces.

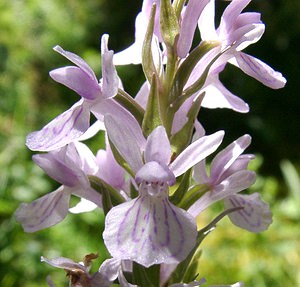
xmin=224 ymin=193 xmax=272 ymax=233
xmin=69 ymin=198 xmax=98 ymax=214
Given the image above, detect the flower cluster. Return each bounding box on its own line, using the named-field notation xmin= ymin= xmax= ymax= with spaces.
xmin=15 ymin=0 xmax=286 ymax=286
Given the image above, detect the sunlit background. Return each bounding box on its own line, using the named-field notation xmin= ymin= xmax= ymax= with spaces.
xmin=0 ymin=0 xmax=299 ymax=286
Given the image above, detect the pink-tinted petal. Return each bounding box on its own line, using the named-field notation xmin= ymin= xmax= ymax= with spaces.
xmin=188 ymin=170 xmax=256 ymax=217
xmin=177 ymin=0 xmax=210 ymax=58
xmin=104 ymin=114 xmax=145 ymax=173
xmin=26 ymin=100 xmax=90 ymax=151
xmin=144 ymin=126 xmax=171 ymax=164
xmin=15 ymin=186 xmax=71 ymax=232
xmin=224 ymin=193 xmax=272 ymax=233
xmin=103 ymin=190 xmax=197 ymax=267
xmin=235 ymin=52 xmax=287 ymax=89
xmin=101 ymin=34 xmax=119 ymax=99
xmin=210 ymin=134 xmax=251 ymax=184
xmin=170 ymin=131 xmax=224 ymax=177
xmin=50 ymin=66 xmax=100 ymax=100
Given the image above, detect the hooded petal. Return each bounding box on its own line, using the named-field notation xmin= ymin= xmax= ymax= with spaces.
xmin=144 ymin=126 xmax=171 ymax=165
xmin=224 ymin=193 xmax=272 ymax=233
xmin=103 ymin=188 xmax=197 ymax=267
xmin=26 ymin=100 xmax=90 ymax=151
xmin=235 ymin=52 xmax=287 ymax=89
xmin=135 ymin=161 xmax=176 ymax=188
xmin=170 ymin=131 xmax=224 ymax=177
xmin=15 ymin=186 xmax=71 ymax=232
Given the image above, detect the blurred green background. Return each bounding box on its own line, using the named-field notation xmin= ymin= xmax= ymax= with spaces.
xmin=0 ymin=0 xmax=299 ymax=286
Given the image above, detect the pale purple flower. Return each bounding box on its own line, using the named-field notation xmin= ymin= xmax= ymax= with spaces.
xmin=194 ymin=0 xmax=286 ymax=109
xmin=189 ymin=134 xmax=272 ymax=233
xmin=15 ymin=141 xmax=102 ymax=232
xmin=26 ymin=34 xmax=119 ymax=151
xmin=41 ymin=255 xmax=121 ymax=287
xmin=102 ymin=113 xmax=224 ymax=267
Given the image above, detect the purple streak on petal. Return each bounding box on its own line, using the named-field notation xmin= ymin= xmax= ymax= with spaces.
xmin=15 ymin=186 xmax=71 ymax=232
xmin=50 ymin=67 xmax=100 ymax=100
xmin=103 ymin=184 xmax=197 ymax=267
xmin=26 ymin=100 xmax=90 ymax=151
xmin=225 ymin=193 xmax=272 ymax=233
xmin=177 ymin=0 xmax=210 ymax=58
xmin=236 ymin=52 xmax=287 ymax=89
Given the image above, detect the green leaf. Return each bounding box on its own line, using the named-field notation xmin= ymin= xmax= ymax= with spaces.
xmin=178 ymin=184 xmax=209 ymax=210
xmin=169 ymin=168 xmax=192 ymax=205
xmin=160 ymin=0 xmax=179 ymax=48
xmin=132 ymin=262 xmax=160 ymax=287
xmin=142 ymin=3 xmax=158 ymax=83
xmin=142 ymin=73 xmax=163 ymax=136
